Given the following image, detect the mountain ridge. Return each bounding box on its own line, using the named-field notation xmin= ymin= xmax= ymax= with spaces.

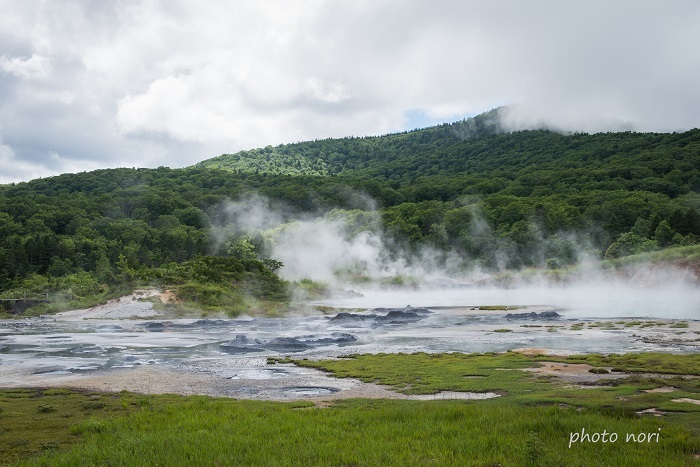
xmin=193 ymin=108 xmax=698 ymax=182
xmin=193 ymin=107 xmax=509 ymax=176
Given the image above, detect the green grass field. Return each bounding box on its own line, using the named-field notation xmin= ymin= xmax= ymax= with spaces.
xmin=2 ymin=352 xmax=699 ymax=466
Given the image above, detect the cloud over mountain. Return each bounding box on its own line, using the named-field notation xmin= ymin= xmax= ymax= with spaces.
xmin=1 ymin=1 xmax=699 ymax=183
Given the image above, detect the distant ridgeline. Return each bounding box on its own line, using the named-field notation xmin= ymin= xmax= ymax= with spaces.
xmin=0 ymin=108 xmax=698 ymax=310
xmin=193 ymin=107 xmax=508 ymax=176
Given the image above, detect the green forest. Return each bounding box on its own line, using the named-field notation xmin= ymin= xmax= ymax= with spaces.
xmin=1 ymin=111 xmax=699 ymax=315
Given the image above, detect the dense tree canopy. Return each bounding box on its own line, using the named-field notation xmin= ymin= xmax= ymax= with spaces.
xmin=1 ymin=115 xmax=698 ymax=311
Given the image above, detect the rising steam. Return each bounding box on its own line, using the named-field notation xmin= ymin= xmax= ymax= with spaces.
xmin=210 ymin=193 xmax=461 ymax=283
xmin=209 ymin=193 xmax=700 ymax=319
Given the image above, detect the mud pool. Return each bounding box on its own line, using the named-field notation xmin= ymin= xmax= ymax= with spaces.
xmin=0 ymin=287 xmax=698 ymax=400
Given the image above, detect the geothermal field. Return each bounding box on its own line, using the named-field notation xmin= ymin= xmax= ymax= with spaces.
xmin=2 ymin=278 xmax=698 ymax=401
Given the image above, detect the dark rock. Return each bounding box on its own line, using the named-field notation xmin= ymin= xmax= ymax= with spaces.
xmin=142 ymin=321 xmax=173 ymax=332
xmin=404 ymin=305 xmax=432 ymax=314
xmin=325 ymin=332 xmax=357 ymax=345
xmin=329 ymin=306 xmax=431 ymax=327
xmin=374 ymin=309 xmax=423 ymax=324
xmin=298 ymin=332 xmax=357 ymax=346
xmin=231 ymin=334 xmax=263 ymax=345
xmin=264 ymin=337 xmax=310 ymax=352
xmin=505 ymin=312 xmax=537 ymax=319
xmin=222 ymin=332 xmax=357 ymax=354
xmin=187 ymin=319 xmax=229 ymax=327
xmin=373 ymin=305 xmax=432 ymax=315
xmin=32 ymin=366 xmax=65 ymax=374
xmin=220 ymin=334 xmax=265 ymax=353
xmin=329 ymin=312 xmax=377 ymax=322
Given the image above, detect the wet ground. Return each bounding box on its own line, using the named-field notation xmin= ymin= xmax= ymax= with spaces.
xmin=0 ymin=288 xmax=698 ymax=400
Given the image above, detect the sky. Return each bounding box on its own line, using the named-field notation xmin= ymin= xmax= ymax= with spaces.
xmin=1 ymin=1 xmax=699 ymax=184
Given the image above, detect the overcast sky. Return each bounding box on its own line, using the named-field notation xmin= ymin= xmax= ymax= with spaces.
xmin=1 ymin=1 xmax=699 ymax=184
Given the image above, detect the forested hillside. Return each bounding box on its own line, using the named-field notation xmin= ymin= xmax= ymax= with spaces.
xmin=195 ymin=121 xmax=700 ymax=265
xmin=1 ymin=111 xmax=699 ymax=314
xmin=194 ymin=107 xmax=507 ymax=176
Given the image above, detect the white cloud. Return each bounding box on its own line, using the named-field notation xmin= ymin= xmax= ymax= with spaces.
xmin=304 ymin=77 xmax=351 ymax=104
xmin=116 ymin=73 xmax=236 ymax=143
xmin=0 ymin=54 xmax=51 ymax=80
xmin=0 ymin=0 xmax=699 ymax=183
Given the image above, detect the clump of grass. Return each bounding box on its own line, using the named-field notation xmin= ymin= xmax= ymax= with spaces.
xmin=589 ymin=322 xmax=616 ymax=329
xmin=493 ymin=328 xmax=513 ymax=333
xmin=80 ymin=401 xmax=106 ymax=411
xmin=603 ymin=244 xmax=700 ymax=267
xmin=69 ymin=419 xmax=108 ymax=435
xmin=43 ymin=389 xmax=74 ymax=396
xmin=670 ymin=322 xmax=689 ymax=329
xmin=313 ymin=305 xmax=337 ymax=315
xmin=10 ymin=439 xmax=30 ymax=447
xmin=292 ymin=279 xmax=330 ymax=300
xmin=40 ymin=441 xmax=59 ymax=451
xmin=547 ymin=352 xmax=700 ymax=376
xmin=589 ymin=368 xmax=610 ymax=374
xmin=268 ymin=356 xmax=294 ymax=364
xmin=378 ymin=275 xmax=419 ymax=287
xmin=37 ymin=404 xmax=57 ymax=413
xmin=570 ymin=323 xmax=585 ymax=331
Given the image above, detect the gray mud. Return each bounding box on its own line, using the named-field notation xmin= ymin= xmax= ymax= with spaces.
xmin=1 ymin=297 xmax=698 ymax=401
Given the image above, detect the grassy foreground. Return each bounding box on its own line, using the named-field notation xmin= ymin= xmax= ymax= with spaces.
xmin=1 ymin=352 xmax=699 ymax=466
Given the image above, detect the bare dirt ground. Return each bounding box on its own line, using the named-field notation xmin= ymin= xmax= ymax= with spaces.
xmin=55 ymin=289 xmax=166 ymax=320
xmin=522 ymin=361 xmax=630 ymax=384
xmin=4 ymin=364 xmax=500 ymax=404
xmin=672 ymin=398 xmax=700 ymax=405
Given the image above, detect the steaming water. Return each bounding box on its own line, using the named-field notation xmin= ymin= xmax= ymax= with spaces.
xmin=320 ymin=283 xmax=700 ymax=319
